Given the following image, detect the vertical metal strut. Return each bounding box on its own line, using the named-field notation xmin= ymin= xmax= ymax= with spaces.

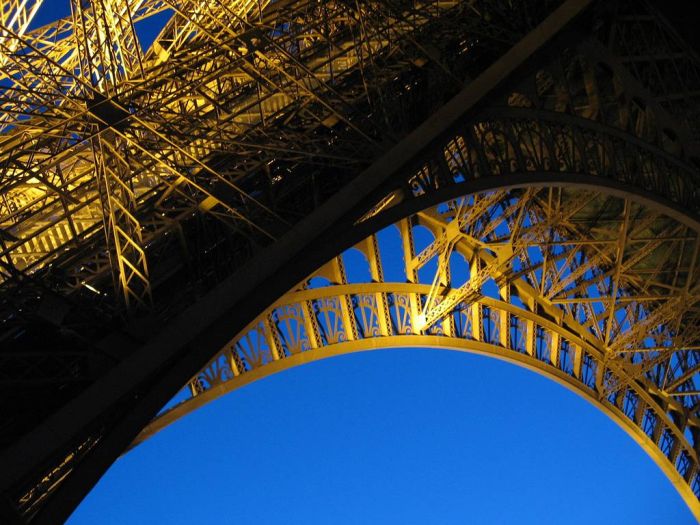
xmin=71 ymin=0 xmax=151 ymax=309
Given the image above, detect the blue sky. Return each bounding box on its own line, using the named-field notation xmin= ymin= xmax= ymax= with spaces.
xmin=68 ymin=348 xmax=694 ymax=524
xmin=23 ymin=4 xmax=696 ymax=524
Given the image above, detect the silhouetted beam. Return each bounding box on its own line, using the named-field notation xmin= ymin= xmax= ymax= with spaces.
xmin=0 ymin=1 xmax=593 ymax=522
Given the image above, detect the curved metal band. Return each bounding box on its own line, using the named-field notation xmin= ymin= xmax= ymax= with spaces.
xmin=398 ymin=109 xmax=700 ymax=229
xmin=137 ymin=284 xmax=700 ymax=519
xmin=136 ymin=188 xmax=700 ymax=520
xmin=11 ymin=5 xmax=700 ymax=519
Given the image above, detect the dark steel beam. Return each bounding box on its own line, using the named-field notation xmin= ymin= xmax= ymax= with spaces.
xmin=0 ymin=1 xmax=597 ymax=522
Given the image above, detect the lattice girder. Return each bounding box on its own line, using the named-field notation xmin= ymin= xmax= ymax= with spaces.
xmin=141 ymin=188 xmax=700 ymax=518
xmin=6 ymin=0 xmax=700 ymax=522
xmin=1 ymin=0 xmax=498 ymax=303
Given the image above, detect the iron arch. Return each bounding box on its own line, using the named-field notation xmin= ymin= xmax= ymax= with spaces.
xmin=8 ymin=3 xmax=700 ymax=520
xmin=134 ymin=187 xmax=700 ymax=520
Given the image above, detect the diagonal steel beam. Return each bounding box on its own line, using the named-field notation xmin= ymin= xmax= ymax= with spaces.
xmin=0 ymin=2 xmax=594 ymax=522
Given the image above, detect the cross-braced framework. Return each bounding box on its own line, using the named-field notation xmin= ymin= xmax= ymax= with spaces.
xmin=3 ymin=0 xmax=700 ymax=522
xmin=138 ymin=187 xmax=700 ymax=514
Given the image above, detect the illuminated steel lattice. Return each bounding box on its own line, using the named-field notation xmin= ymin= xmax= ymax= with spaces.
xmin=2 ymin=0 xmax=700 ymax=522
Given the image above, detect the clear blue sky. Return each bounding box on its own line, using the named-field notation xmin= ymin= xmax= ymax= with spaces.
xmin=26 ymin=4 xmax=696 ymax=524
xmin=68 ymin=348 xmax=694 ymax=524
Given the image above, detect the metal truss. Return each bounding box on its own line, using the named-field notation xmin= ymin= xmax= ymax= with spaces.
xmin=0 ymin=0 xmax=550 ymax=454
xmin=600 ymin=0 xmax=700 ymax=144
xmin=138 ymin=187 xmax=700 ymax=517
xmin=0 ymin=0 xmax=524 ymax=332
xmin=3 ymin=0 xmax=700 ymax=522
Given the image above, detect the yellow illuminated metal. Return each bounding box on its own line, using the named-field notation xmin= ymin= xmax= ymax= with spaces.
xmin=0 ymin=0 xmax=461 ymax=309
xmin=3 ymin=1 xmax=700 ymax=521
xmin=135 ymin=189 xmax=700 ymax=520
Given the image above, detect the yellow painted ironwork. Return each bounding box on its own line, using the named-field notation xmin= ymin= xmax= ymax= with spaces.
xmin=0 ymin=0 xmax=463 ymax=309
xmin=135 ymin=189 xmax=700 ymax=520
xmin=4 ymin=0 xmax=700 ymax=521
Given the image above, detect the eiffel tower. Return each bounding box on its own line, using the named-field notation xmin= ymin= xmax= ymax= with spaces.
xmin=2 ymin=0 xmax=700 ymax=522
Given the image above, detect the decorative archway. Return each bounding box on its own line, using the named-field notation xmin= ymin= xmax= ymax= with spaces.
xmin=9 ymin=3 xmax=700 ymax=521
xmin=134 ymin=186 xmax=700 ymax=519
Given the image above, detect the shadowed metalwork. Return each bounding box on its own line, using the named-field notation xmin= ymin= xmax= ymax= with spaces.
xmin=2 ymin=0 xmax=700 ymax=522
xmin=141 ymin=188 xmax=700 ymax=515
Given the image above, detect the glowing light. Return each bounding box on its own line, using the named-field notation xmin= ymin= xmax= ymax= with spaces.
xmin=81 ymin=282 xmax=101 ymax=295
xmin=414 ymin=313 xmax=427 ymax=331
